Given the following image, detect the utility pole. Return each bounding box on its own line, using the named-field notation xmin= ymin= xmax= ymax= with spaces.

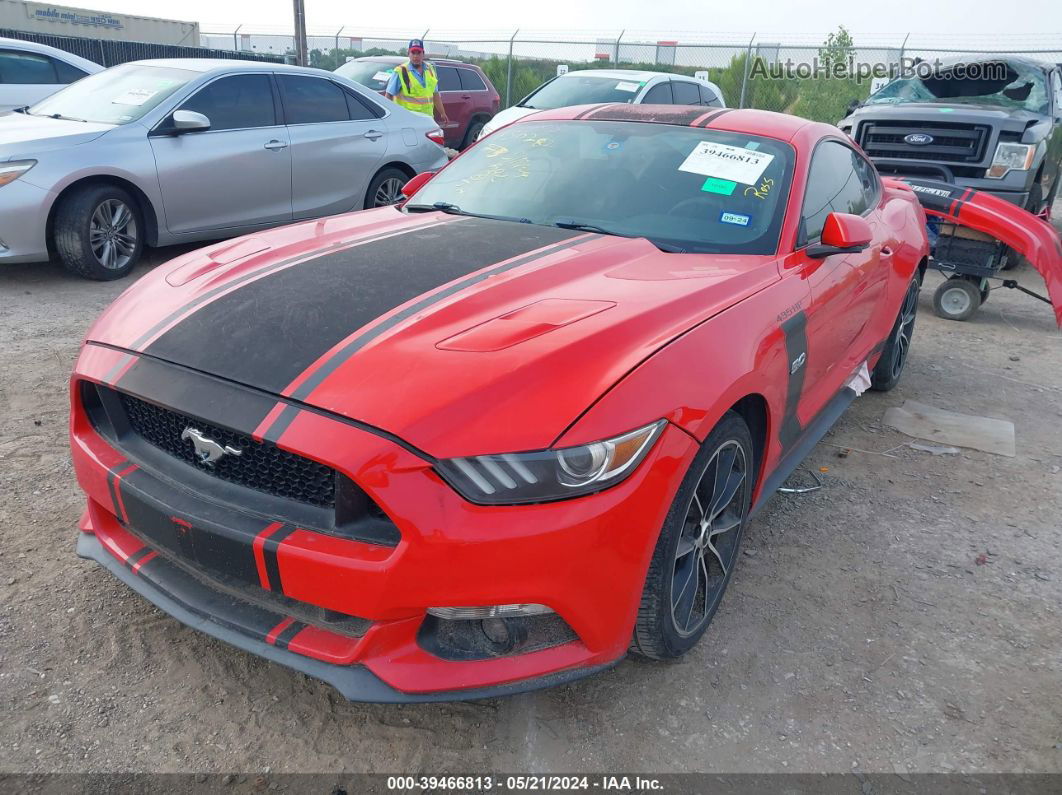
xmin=292 ymin=0 xmax=308 ymax=66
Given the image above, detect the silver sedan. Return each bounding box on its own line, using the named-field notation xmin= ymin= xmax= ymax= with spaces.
xmin=0 ymin=59 xmax=448 ymax=279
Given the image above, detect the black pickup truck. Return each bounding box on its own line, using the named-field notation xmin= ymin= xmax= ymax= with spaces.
xmin=840 ymin=57 xmax=1062 ymax=215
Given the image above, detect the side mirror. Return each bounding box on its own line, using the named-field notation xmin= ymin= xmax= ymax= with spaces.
xmin=845 ymin=98 xmax=862 ymax=115
xmin=171 ymin=110 xmax=211 ymax=133
xmin=401 ymin=171 xmax=435 ymax=198
xmin=806 ymin=212 xmax=873 ymax=258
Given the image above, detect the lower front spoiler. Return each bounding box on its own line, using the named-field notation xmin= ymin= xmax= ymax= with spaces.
xmin=77 ymin=533 xmax=619 ymax=703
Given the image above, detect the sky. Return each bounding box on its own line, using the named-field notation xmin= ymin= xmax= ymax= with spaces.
xmin=84 ymin=0 xmax=1062 ymax=44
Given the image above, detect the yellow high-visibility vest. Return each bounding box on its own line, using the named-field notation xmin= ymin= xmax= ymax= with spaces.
xmin=393 ymin=61 xmax=437 ymax=115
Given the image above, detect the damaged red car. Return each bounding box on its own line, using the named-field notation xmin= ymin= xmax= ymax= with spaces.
xmin=71 ymin=105 xmax=932 ymax=701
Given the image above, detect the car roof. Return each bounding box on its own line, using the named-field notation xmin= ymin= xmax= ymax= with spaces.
xmin=127 ymin=58 xmax=323 ymax=76
xmin=0 ymin=36 xmax=102 ymax=70
xmin=519 ymin=104 xmax=822 ymax=141
xmin=935 ymin=54 xmax=1057 ymax=72
xmin=563 ymin=68 xmax=684 ymax=81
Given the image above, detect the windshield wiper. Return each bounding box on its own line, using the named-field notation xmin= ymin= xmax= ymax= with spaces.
xmin=41 ymin=112 xmax=88 ymax=122
xmin=405 ymin=201 xmax=531 ymax=224
xmin=552 ymin=219 xmax=687 ymax=253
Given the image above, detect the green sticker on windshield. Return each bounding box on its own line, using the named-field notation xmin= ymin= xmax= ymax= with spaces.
xmin=938 ymin=108 xmax=955 ymax=112
xmin=702 ymin=177 xmax=737 ymax=195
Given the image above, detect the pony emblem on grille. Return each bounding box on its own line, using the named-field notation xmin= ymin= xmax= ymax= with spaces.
xmin=180 ymin=427 xmax=242 ymax=466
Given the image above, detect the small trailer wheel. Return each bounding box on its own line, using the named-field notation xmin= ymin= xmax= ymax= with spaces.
xmin=933 ymin=278 xmax=981 ymax=321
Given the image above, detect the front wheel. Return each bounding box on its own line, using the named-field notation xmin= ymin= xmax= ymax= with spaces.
xmin=364 ymin=167 xmax=409 ymax=209
xmin=631 ymin=412 xmax=753 ymax=660
xmin=871 ymin=276 xmax=920 ymax=391
xmin=54 ymin=184 xmax=144 ymax=280
xmin=462 ymin=119 xmax=486 ymax=150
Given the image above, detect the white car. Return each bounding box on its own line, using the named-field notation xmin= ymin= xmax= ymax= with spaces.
xmin=479 ymin=69 xmax=726 ymax=139
xmin=0 ymin=37 xmax=101 ymax=112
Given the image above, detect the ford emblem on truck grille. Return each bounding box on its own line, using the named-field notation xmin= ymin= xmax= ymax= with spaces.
xmin=904 ymin=133 xmax=934 ymax=145
xmin=181 ymin=427 xmax=242 ymax=466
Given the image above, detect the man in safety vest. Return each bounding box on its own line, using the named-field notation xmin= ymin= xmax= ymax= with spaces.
xmin=383 ymin=39 xmax=449 ymax=127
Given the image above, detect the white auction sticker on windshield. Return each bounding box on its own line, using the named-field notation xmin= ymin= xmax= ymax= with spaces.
xmin=679 ymin=141 xmax=774 ymax=185
xmin=615 ymin=81 xmax=640 ymax=92
xmin=373 ymin=71 xmax=392 ymax=82
xmin=111 ymin=88 xmax=157 ymax=106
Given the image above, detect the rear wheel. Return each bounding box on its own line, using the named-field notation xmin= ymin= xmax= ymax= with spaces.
xmin=631 ymin=412 xmax=752 ymax=660
xmin=54 ymin=184 xmax=143 ymax=280
xmin=364 ymin=167 xmax=408 ymax=209
xmin=932 ymin=276 xmax=981 ymax=322
xmin=462 ymin=119 xmax=487 ymax=149
xmin=871 ymin=276 xmax=920 ymax=391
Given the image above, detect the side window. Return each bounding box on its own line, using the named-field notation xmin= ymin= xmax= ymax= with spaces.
xmin=436 ymin=66 xmax=461 ymax=92
xmin=0 ymin=49 xmax=57 ymax=84
xmin=457 ymin=68 xmax=486 ymax=91
xmin=180 ymin=74 xmax=276 ymax=131
xmin=344 ymin=89 xmax=383 ymax=121
xmin=1052 ymin=70 xmax=1062 ymax=114
xmin=671 ymin=81 xmax=701 ymax=105
xmin=801 ymin=141 xmax=870 ymax=242
xmin=852 ymin=150 xmax=881 ymax=209
xmin=52 ymin=58 xmax=88 ymax=84
xmin=699 ymin=84 xmax=722 ymax=107
xmin=277 ymin=75 xmax=348 ymax=124
xmin=641 ymin=81 xmax=673 ymax=104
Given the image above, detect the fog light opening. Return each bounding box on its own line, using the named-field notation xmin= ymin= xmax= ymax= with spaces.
xmin=480 ymin=617 xmax=530 ymax=654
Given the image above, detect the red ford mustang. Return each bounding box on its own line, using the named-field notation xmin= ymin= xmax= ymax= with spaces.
xmin=70 ymin=105 xmax=931 ymax=701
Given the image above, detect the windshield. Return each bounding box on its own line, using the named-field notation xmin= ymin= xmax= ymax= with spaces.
xmin=519 ymin=75 xmax=647 ymax=109
xmin=29 ymin=64 xmax=196 ymax=125
xmin=865 ymin=61 xmax=1050 ymax=113
xmin=409 ymin=120 xmax=794 ymax=255
xmin=334 ymin=60 xmax=394 ymax=92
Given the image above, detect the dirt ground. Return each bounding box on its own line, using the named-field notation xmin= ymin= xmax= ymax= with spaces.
xmin=1 ymin=207 xmax=1060 ymax=775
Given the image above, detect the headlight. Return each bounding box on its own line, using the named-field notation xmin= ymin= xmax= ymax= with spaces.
xmin=987 ymin=143 xmax=1035 ymax=179
xmin=0 ymin=160 xmax=36 ymax=188
xmin=435 ymin=420 xmax=666 ymax=505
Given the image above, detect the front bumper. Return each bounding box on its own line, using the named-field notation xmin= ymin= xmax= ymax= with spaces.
xmin=71 ymin=344 xmax=696 ymax=700
xmin=0 ymin=178 xmax=52 ymax=263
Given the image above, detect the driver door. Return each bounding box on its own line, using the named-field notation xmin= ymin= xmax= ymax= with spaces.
xmin=149 ymin=73 xmax=292 ymax=235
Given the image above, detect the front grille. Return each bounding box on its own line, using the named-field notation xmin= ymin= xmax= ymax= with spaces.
xmin=119 ymin=392 xmax=336 ymax=508
xmin=858 ymin=120 xmax=989 ymax=164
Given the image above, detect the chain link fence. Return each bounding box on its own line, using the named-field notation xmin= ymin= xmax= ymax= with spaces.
xmin=0 ymin=27 xmax=283 ymax=67
xmin=200 ymin=27 xmax=1062 ymax=123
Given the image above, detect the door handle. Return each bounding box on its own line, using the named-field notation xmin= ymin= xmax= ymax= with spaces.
xmin=461 ymin=94 xmax=472 ymax=99
xmin=263 ymin=139 xmax=288 ymax=151
xmin=363 ymin=130 xmax=383 ymax=140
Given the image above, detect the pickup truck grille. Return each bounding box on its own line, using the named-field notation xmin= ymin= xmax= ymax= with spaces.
xmin=858 ymin=121 xmax=989 ymax=163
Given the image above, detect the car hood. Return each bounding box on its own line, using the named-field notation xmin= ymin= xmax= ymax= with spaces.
xmin=849 ymin=102 xmax=1045 ymax=126
xmin=87 ymin=209 xmax=779 ymax=457
xmin=0 ymin=113 xmax=112 ymax=159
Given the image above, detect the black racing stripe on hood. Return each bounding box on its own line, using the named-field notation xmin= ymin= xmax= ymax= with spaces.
xmin=142 ymin=218 xmax=581 ymax=396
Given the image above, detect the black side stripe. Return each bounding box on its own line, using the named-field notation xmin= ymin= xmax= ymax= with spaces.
xmin=697 ymin=108 xmax=735 ymax=127
xmin=262 ymin=524 xmax=296 ymax=592
xmin=778 ymin=312 xmax=808 ymax=451
xmin=102 ymin=222 xmax=447 ymax=384
xmin=574 ymin=104 xmax=607 ymax=119
xmin=260 ymin=234 xmax=592 ymax=443
xmin=273 ymin=620 xmax=307 ymax=649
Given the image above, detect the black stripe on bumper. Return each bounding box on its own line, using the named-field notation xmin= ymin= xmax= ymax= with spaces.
xmin=77 ymin=533 xmax=619 ymax=703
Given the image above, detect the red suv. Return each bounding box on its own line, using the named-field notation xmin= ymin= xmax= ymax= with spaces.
xmin=335 ymin=56 xmax=500 ymax=149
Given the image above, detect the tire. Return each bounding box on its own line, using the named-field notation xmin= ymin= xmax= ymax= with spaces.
xmin=1000 ymin=245 xmax=1019 ymax=271
xmin=631 ymin=411 xmax=753 ymax=661
xmin=462 ymin=119 xmax=487 ymax=150
xmin=364 ymin=167 xmax=409 ymax=209
xmin=932 ymin=277 xmax=981 ymax=322
xmin=1026 ymin=179 xmax=1044 ymax=216
xmin=54 ymin=184 xmax=143 ymax=280
xmin=871 ymin=276 xmax=920 ymax=391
